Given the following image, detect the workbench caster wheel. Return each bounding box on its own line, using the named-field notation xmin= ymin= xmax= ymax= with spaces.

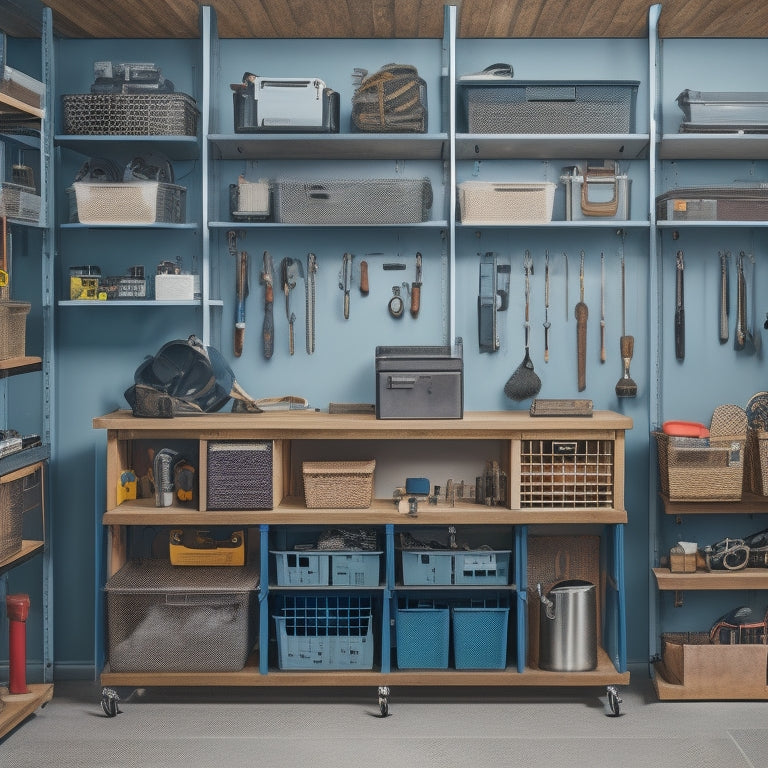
xmin=101 ymin=687 xmax=121 ymax=718
xmin=606 ymin=685 xmax=622 ymax=717
xmin=377 ymin=685 xmax=390 ymax=717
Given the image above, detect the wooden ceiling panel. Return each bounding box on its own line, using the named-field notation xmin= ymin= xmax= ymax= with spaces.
xmin=2 ymin=0 xmax=768 ymax=39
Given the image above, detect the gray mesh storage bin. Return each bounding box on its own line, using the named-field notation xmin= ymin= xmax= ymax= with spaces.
xmin=273 ymin=178 xmax=433 ymax=224
xmin=460 ymin=80 xmax=639 ymax=134
xmin=105 ymin=559 xmax=259 ymax=672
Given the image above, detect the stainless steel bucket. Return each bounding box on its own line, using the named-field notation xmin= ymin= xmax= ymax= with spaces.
xmin=538 ymin=579 xmax=597 ymax=671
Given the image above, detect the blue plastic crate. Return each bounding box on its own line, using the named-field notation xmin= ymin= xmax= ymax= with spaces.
xmin=274 ymin=594 xmax=374 ymax=670
xmin=395 ymin=599 xmax=450 ymax=669
xmin=453 ymin=550 xmax=511 ymax=585
xmin=401 ymin=550 xmax=453 ymax=585
xmin=331 ymin=551 xmax=382 ymax=586
xmin=272 ymin=550 xmax=330 ymax=585
xmin=452 ymin=600 xmax=509 ymax=669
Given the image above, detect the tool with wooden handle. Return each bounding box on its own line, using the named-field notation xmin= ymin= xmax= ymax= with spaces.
xmin=575 ymin=250 xmax=588 ymax=391
xmin=615 ymin=237 xmax=637 ymax=398
xmin=261 ymin=250 xmax=274 ymax=359
xmin=504 ymin=250 xmax=541 ymax=402
xmin=359 ymin=259 xmax=369 ymax=295
xmin=719 ymin=250 xmax=729 ymax=344
xmin=339 ymin=252 xmax=353 ymax=319
xmin=675 ymin=249 xmax=685 ymax=361
xmin=410 ymin=252 xmax=422 ymax=318
xmin=228 ymin=230 xmax=248 ymax=358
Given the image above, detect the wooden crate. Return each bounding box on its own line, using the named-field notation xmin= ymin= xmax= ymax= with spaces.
xmin=655 ymin=632 xmax=768 ymax=699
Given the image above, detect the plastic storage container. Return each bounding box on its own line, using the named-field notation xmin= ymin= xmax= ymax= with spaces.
xmin=274 ymin=594 xmax=374 ymax=670
xmin=452 ymin=599 xmax=510 ymax=669
xmin=273 ymin=178 xmax=433 ymax=224
xmin=395 ymin=599 xmax=449 ymax=669
xmin=67 ymin=182 xmax=187 ymax=224
xmin=457 ymin=181 xmax=556 ymax=224
xmin=459 ymin=79 xmax=639 ymax=134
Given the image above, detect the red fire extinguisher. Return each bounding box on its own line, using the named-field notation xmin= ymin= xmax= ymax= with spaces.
xmin=6 ymin=593 xmax=30 ymax=695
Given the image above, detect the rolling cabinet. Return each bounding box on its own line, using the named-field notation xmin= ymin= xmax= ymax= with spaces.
xmin=0 ymin=8 xmax=55 ymax=738
xmin=648 ymin=26 xmax=768 ymax=699
xmin=93 ymin=408 xmax=630 ymax=691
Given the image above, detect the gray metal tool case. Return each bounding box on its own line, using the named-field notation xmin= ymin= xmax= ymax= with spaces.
xmin=375 ymin=342 xmax=463 ymax=419
xmin=677 ymin=89 xmax=768 ymax=132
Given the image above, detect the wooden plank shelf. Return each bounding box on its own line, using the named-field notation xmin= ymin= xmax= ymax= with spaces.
xmin=0 ymin=684 xmax=54 ymax=739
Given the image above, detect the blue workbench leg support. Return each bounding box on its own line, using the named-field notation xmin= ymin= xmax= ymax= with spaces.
xmin=381 ymin=524 xmax=394 ymax=674
xmin=516 ymin=525 xmax=527 ymax=673
xmin=259 ymin=524 xmax=270 ymax=675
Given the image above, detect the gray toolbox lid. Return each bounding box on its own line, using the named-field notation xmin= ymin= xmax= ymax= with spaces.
xmin=375 ymin=342 xmax=463 ymax=372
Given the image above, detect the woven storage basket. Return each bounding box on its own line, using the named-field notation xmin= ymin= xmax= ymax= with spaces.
xmin=0 ymin=182 xmax=41 ymax=223
xmin=302 ymin=460 xmax=375 ymax=509
xmin=62 ymin=92 xmax=199 ymax=136
xmin=0 ymin=471 xmax=24 ymax=561
xmin=526 ymin=534 xmax=601 ymax=669
xmin=458 ymin=181 xmax=556 ymax=224
xmin=655 ymin=431 xmax=745 ymax=501
xmin=0 ymin=462 xmax=42 ymax=562
xmin=746 ymin=427 xmax=768 ymax=495
xmin=0 ymin=301 xmax=30 ymax=360
xmin=67 ymin=182 xmax=186 ymax=224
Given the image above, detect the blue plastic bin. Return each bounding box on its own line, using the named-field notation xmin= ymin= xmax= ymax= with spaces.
xmin=452 ymin=599 xmax=509 ymax=669
xmin=395 ymin=599 xmax=450 ymax=669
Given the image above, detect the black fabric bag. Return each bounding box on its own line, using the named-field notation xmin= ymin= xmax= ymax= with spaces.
xmin=124 ymin=335 xmax=261 ymax=417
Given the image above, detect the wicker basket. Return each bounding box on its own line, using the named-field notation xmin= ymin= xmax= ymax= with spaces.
xmin=67 ymin=182 xmax=186 ymax=224
xmin=0 ymin=463 xmax=42 ymax=562
xmin=654 ymin=432 xmax=745 ymax=502
xmin=746 ymin=427 xmax=768 ymax=495
xmin=0 ymin=301 xmax=30 ymax=360
xmin=62 ymin=92 xmax=199 ymax=136
xmin=302 ymin=460 xmax=375 ymax=509
xmin=526 ymin=534 xmax=601 ymax=668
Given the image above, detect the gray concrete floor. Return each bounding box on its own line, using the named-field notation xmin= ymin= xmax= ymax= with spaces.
xmin=3 ymin=669 xmax=768 ymax=768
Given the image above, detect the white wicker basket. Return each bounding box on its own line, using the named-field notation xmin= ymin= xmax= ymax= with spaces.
xmin=458 ymin=181 xmax=556 ymax=224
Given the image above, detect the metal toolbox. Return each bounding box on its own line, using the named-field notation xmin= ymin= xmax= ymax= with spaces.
xmin=458 ymin=77 xmax=639 ymax=134
xmin=375 ymin=341 xmax=463 ymax=419
xmin=231 ymin=75 xmax=339 ymax=133
xmin=656 ymin=185 xmax=768 ymax=221
xmin=561 ymin=161 xmax=630 ymax=221
xmin=677 ymin=89 xmax=768 ymax=131
xmin=274 ymin=177 xmax=433 ymax=224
